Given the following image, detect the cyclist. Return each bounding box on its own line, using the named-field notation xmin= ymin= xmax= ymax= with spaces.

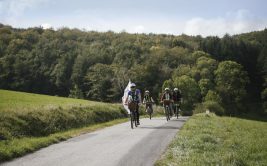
xmin=124 ymin=83 xmax=142 ymax=125
xmin=161 ymin=88 xmax=173 ymax=114
xmin=143 ymin=90 xmax=154 ymax=112
xmin=173 ymin=88 xmax=182 ymax=115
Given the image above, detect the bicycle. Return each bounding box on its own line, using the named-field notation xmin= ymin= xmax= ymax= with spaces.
xmin=128 ymin=102 xmax=138 ymax=129
xmin=163 ymin=100 xmax=172 ymax=121
xmin=145 ymin=102 xmax=153 ymax=120
xmin=174 ymin=102 xmax=180 ymax=119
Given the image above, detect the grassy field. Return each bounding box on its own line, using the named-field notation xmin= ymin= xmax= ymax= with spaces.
xmin=156 ymin=113 xmax=267 ymax=166
xmin=0 ymin=89 xmax=128 ymax=162
xmin=0 ymin=89 xmax=165 ymax=162
xmin=0 ymin=89 xmax=109 ymax=112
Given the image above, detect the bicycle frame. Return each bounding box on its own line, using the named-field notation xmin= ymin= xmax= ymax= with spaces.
xmin=165 ymin=104 xmax=171 ymax=121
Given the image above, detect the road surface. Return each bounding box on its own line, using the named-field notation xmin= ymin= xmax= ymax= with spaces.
xmin=2 ymin=116 xmax=188 ymax=166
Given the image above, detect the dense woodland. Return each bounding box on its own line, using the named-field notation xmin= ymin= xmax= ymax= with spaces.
xmin=0 ymin=23 xmax=266 ymax=115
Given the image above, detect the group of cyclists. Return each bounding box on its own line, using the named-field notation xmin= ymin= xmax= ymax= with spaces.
xmin=124 ymin=82 xmax=182 ymax=125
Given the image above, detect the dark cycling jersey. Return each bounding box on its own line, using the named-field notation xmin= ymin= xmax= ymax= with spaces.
xmin=173 ymin=91 xmax=182 ymax=102
xmin=143 ymin=94 xmax=153 ymax=103
xmin=128 ymin=89 xmax=141 ymax=103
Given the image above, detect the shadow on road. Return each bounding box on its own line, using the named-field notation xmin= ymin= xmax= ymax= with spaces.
xmin=171 ymin=118 xmax=187 ymax=122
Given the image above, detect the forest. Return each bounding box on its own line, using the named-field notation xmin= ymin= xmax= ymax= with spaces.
xmin=0 ymin=23 xmax=266 ymax=115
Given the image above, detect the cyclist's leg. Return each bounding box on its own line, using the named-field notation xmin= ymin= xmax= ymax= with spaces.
xmin=173 ymin=103 xmax=174 ymax=116
xmin=176 ymin=103 xmax=178 ymax=114
xmin=166 ymin=104 xmax=170 ymax=120
xmin=178 ymin=101 xmax=181 ymax=112
xmin=173 ymin=103 xmax=176 ymax=114
xmin=145 ymin=104 xmax=148 ymax=112
xmin=130 ymin=109 xmax=134 ymax=129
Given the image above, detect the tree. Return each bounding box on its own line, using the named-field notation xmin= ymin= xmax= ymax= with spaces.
xmin=262 ymin=78 xmax=267 ymax=113
xmin=85 ymin=63 xmax=114 ymax=101
xmin=196 ymin=56 xmax=217 ymax=80
xmin=71 ymin=54 xmax=89 ymax=92
xmin=204 ymin=90 xmax=222 ymax=104
xmin=173 ymin=75 xmax=201 ymax=111
xmin=199 ymin=79 xmax=214 ymax=98
xmin=162 ymin=79 xmax=173 ymax=91
xmin=215 ymin=61 xmax=249 ymax=114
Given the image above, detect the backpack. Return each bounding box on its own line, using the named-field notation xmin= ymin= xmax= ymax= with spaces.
xmin=128 ymin=89 xmax=140 ymax=102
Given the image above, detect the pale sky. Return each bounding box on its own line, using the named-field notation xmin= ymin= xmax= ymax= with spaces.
xmin=0 ymin=0 xmax=267 ymax=36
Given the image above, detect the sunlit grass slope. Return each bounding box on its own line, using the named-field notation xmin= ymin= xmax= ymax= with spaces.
xmin=156 ymin=113 xmax=267 ymax=166
xmin=0 ymin=89 xmax=127 ymax=162
xmin=0 ymin=89 xmax=108 ymax=112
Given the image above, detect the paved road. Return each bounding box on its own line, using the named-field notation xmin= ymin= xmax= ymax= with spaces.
xmin=2 ymin=116 xmax=188 ymax=166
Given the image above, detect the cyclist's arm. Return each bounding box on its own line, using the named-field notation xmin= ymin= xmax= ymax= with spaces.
xmin=151 ymin=97 xmax=154 ymax=103
xmin=143 ymin=98 xmax=146 ymax=104
xmin=138 ymin=93 xmax=142 ymax=104
xmin=124 ymin=95 xmax=129 ymax=105
xmin=160 ymin=93 xmax=165 ymax=103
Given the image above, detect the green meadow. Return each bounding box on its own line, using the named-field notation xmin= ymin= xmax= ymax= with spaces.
xmin=0 ymin=89 xmax=127 ymax=162
xmin=0 ymin=89 xmax=108 ymax=111
xmin=156 ymin=113 xmax=267 ymax=166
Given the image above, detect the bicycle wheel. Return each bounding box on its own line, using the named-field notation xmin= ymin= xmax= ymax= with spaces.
xmin=130 ymin=111 xmax=134 ymax=129
xmin=134 ymin=111 xmax=138 ymax=127
xmin=176 ymin=105 xmax=179 ymax=119
xmin=130 ymin=112 xmax=134 ymax=129
xmin=168 ymin=107 xmax=171 ymax=121
xmin=165 ymin=106 xmax=169 ymax=121
xmin=147 ymin=107 xmax=152 ymax=120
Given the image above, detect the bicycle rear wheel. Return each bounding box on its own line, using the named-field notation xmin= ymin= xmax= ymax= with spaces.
xmin=147 ymin=107 xmax=152 ymax=120
xmin=130 ymin=112 xmax=133 ymax=129
xmin=130 ymin=112 xmax=134 ymax=129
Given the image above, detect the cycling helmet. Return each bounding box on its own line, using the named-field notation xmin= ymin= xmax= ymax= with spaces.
xmin=130 ymin=83 xmax=136 ymax=88
xmin=164 ymin=88 xmax=170 ymax=91
xmin=145 ymin=90 xmax=149 ymax=93
xmin=174 ymin=88 xmax=178 ymax=91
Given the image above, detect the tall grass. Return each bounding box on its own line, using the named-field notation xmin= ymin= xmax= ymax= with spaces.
xmin=156 ymin=113 xmax=267 ymax=166
xmin=0 ymin=90 xmax=168 ymax=162
xmin=0 ymin=89 xmax=129 ymax=162
xmin=0 ymin=90 xmax=127 ymax=139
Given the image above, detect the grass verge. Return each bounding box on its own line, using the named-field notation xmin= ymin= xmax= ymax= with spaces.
xmin=0 ymin=89 xmax=165 ymax=163
xmin=0 ymin=89 xmax=127 ymax=139
xmin=0 ymin=118 xmax=128 ymax=163
xmin=156 ymin=113 xmax=267 ymax=166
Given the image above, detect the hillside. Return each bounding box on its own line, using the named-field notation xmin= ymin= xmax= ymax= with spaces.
xmin=0 ymin=89 xmax=111 ymax=111
xmin=0 ymin=89 xmax=126 ymax=140
xmin=0 ymin=89 xmax=127 ymax=162
xmin=0 ymin=24 xmax=266 ymax=114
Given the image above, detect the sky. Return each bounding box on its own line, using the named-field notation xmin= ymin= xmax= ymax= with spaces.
xmin=0 ymin=0 xmax=267 ymax=37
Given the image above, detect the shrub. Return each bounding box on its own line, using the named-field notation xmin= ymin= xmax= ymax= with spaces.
xmin=204 ymin=101 xmax=224 ymax=116
xmin=0 ymin=105 xmax=127 ymax=139
xmin=181 ymin=110 xmax=193 ymax=116
xmin=173 ymin=75 xmax=201 ymax=111
xmin=193 ymin=103 xmax=206 ymax=114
